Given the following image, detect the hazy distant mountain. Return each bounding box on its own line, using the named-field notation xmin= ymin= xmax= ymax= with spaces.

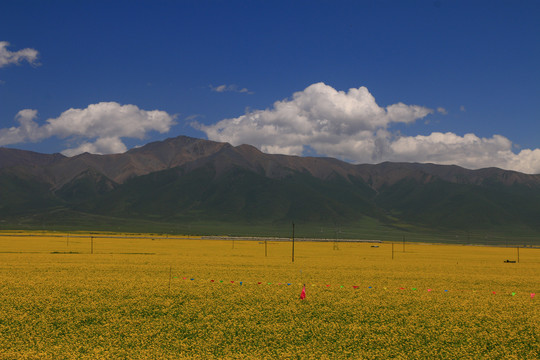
xmin=2 ymin=135 xmax=540 ymax=234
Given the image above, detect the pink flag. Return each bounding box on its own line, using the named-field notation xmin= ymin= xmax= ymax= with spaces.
xmin=532 ymin=293 xmax=536 ymax=299
xmin=300 ymin=285 xmax=306 ymax=300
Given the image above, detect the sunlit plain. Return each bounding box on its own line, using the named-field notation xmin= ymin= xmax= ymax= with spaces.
xmin=0 ymin=232 xmax=538 ymax=359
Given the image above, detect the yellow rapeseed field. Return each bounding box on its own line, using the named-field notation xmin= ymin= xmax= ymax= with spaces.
xmin=0 ymin=231 xmax=538 ymax=359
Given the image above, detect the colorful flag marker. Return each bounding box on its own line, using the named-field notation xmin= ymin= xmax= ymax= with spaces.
xmin=176 ymin=275 xmax=534 ymax=302
xmin=300 ymin=285 xmax=306 ymax=300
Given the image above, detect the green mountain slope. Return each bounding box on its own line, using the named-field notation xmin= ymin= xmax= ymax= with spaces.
xmin=1 ymin=136 xmax=540 ymax=241
xmin=375 ymin=178 xmax=540 ymax=230
xmin=82 ymin=165 xmax=380 ymax=225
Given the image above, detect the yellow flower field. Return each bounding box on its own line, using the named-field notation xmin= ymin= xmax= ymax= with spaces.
xmin=0 ymin=232 xmax=538 ymax=359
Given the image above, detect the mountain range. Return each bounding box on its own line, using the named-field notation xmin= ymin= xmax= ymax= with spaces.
xmin=2 ymin=135 xmax=540 ymax=238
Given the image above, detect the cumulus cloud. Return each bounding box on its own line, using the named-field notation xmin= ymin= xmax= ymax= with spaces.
xmin=389 ymin=132 xmax=511 ymax=167
xmin=388 ymin=132 xmax=540 ymax=174
xmin=210 ymin=84 xmax=253 ymax=94
xmin=0 ymin=109 xmax=42 ymax=145
xmin=0 ymin=102 xmax=176 ymax=156
xmin=61 ymin=137 xmax=128 ymax=157
xmin=195 ymin=82 xmax=540 ymax=174
xmin=0 ymin=41 xmax=39 ymax=68
xmin=195 ymin=82 xmax=433 ymax=159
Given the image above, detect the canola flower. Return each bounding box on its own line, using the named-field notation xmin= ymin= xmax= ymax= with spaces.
xmin=0 ymin=232 xmax=538 ymax=359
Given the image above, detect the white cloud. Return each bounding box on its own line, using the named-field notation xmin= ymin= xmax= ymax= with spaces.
xmin=210 ymin=84 xmax=253 ymax=94
xmin=195 ymin=82 xmax=433 ymax=159
xmin=0 ymin=109 xmax=43 ymax=145
xmin=388 ymin=132 xmax=540 ymax=174
xmin=0 ymin=41 xmax=39 ymax=68
xmin=61 ymin=137 xmax=128 ymax=157
xmin=389 ymin=132 xmax=512 ymax=167
xmin=0 ymin=102 xmax=176 ymax=156
xmin=195 ymin=82 xmax=540 ymax=174
xmin=437 ymin=107 xmax=448 ymax=115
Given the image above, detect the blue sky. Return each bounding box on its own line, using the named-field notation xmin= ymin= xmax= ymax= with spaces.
xmin=1 ymin=0 xmax=539 ymax=173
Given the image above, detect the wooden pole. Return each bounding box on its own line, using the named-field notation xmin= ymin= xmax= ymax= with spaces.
xmin=517 ymin=246 xmax=520 ymax=263
xmin=91 ymin=236 xmax=94 ymax=254
xmin=292 ymin=222 xmax=295 ymax=263
xmin=265 ymin=240 xmax=267 ymax=257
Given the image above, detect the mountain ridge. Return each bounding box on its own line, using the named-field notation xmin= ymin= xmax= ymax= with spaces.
xmin=3 ymin=135 xmax=539 ymax=189
xmin=2 ymin=135 xmax=540 ymax=236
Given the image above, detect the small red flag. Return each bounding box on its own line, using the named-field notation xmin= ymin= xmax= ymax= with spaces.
xmin=300 ymin=285 xmax=306 ymax=300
